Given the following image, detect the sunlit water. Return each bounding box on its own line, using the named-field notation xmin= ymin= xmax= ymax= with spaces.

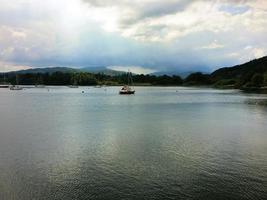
xmin=0 ymin=86 xmax=267 ymax=200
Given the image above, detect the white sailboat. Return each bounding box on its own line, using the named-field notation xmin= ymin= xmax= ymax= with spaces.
xmin=119 ymin=71 xmax=135 ymax=95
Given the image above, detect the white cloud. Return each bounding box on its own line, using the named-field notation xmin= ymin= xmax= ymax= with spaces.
xmin=253 ymin=48 xmax=266 ymax=59
xmin=0 ymin=61 xmax=32 ymax=72
xmin=244 ymin=45 xmax=253 ymax=50
xmin=242 ymin=46 xmax=266 ymax=60
xmin=227 ymin=52 xmax=240 ymax=58
xmin=82 ymin=0 xmax=267 ymax=42
xmin=226 ymin=46 xmax=266 ymax=64
xmin=198 ymin=40 xmax=225 ymax=50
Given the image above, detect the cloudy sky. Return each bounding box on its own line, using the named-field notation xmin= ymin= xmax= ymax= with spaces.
xmin=0 ymin=0 xmax=266 ymax=73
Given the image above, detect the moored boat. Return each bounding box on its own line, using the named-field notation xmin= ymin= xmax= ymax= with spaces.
xmin=119 ymin=71 xmax=135 ymax=95
xmin=68 ymin=76 xmax=79 ymax=88
xmin=35 ymin=84 xmax=45 ymax=88
xmin=68 ymin=85 xmax=79 ymax=88
xmin=35 ymin=76 xmax=45 ymax=88
xmin=119 ymin=85 xmax=135 ymax=94
xmin=10 ymin=75 xmax=23 ymax=90
xmin=10 ymin=85 xmax=23 ymax=90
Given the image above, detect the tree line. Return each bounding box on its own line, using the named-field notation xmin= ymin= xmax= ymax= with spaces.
xmin=0 ymin=70 xmax=267 ymax=88
xmin=0 ymin=72 xmax=186 ymax=86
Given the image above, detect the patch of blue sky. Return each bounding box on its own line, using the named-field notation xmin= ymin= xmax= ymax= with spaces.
xmin=219 ymin=5 xmax=250 ymax=15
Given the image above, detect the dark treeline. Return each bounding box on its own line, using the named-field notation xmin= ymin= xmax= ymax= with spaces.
xmin=0 ymin=72 xmax=98 ymax=86
xmin=0 ymin=72 xmax=185 ymax=86
xmin=1 ymin=70 xmax=266 ymax=88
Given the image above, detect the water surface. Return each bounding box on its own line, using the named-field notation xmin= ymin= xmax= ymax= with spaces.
xmin=0 ymin=87 xmax=267 ymax=200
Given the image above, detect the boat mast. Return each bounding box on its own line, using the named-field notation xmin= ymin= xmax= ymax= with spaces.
xmin=74 ymin=77 xmax=77 ymax=85
xmin=16 ymin=74 xmax=19 ymax=85
xmin=127 ymin=70 xmax=130 ymax=86
xmin=128 ymin=70 xmax=134 ymax=89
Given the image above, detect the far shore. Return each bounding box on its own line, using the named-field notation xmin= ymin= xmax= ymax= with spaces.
xmin=2 ymin=84 xmax=267 ymax=94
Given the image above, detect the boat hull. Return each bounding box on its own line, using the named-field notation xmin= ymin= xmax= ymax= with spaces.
xmin=35 ymin=85 xmax=45 ymax=88
xmin=68 ymin=85 xmax=79 ymax=88
xmin=119 ymin=90 xmax=135 ymax=95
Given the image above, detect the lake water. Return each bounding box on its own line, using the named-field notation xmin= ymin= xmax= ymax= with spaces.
xmin=0 ymin=86 xmax=267 ymax=200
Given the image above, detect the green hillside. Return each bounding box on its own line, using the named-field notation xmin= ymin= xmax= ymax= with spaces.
xmin=211 ymin=56 xmax=267 ymax=89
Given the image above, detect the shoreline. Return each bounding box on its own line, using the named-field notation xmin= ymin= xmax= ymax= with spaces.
xmin=2 ymin=84 xmax=267 ymax=94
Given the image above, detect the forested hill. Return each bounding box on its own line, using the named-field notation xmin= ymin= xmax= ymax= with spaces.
xmin=8 ymin=67 xmax=124 ymax=76
xmin=212 ymin=56 xmax=267 ymax=79
xmin=211 ymin=56 xmax=267 ymax=88
xmin=12 ymin=67 xmax=77 ymax=74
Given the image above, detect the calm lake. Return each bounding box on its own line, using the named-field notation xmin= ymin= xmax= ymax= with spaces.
xmin=0 ymin=86 xmax=267 ymax=200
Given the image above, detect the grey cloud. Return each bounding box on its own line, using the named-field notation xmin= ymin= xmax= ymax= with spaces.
xmin=126 ymin=0 xmax=192 ymax=25
xmin=137 ymin=0 xmax=191 ymax=18
xmin=83 ymin=0 xmax=194 ymax=26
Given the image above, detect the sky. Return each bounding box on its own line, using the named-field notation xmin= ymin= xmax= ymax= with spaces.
xmin=0 ymin=0 xmax=267 ymax=74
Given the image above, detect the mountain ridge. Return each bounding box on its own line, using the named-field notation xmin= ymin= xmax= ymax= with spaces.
xmin=6 ymin=66 xmax=196 ymax=77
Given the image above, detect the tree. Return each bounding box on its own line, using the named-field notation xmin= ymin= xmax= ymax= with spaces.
xmin=184 ymin=72 xmax=211 ymax=85
xmin=264 ymin=72 xmax=267 ymax=86
xmin=251 ymin=73 xmax=264 ymax=87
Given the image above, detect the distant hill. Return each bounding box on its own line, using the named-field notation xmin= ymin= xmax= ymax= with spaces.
xmin=8 ymin=67 xmax=78 ymax=74
xmin=80 ymin=67 xmax=125 ymax=76
xmin=150 ymin=71 xmax=193 ymax=79
xmin=7 ymin=66 xmax=125 ymax=76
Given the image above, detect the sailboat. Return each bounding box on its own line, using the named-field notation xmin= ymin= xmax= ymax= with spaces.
xmin=35 ymin=76 xmax=45 ymax=88
xmin=119 ymin=71 xmax=135 ymax=95
xmin=68 ymin=84 xmax=79 ymax=88
xmin=10 ymin=74 xmax=23 ymax=90
xmin=68 ymin=76 xmax=79 ymax=88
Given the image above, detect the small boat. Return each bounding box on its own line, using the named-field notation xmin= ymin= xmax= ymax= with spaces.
xmin=94 ymin=85 xmax=102 ymax=88
xmin=10 ymin=85 xmax=23 ymax=90
xmin=119 ymin=71 xmax=135 ymax=95
xmin=68 ymin=85 xmax=79 ymax=88
xmin=35 ymin=84 xmax=45 ymax=88
xmin=10 ymin=75 xmax=23 ymax=90
xmin=35 ymin=76 xmax=45 ymax=88
xmin=68 ymin=76 xmax=79 ymax=88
